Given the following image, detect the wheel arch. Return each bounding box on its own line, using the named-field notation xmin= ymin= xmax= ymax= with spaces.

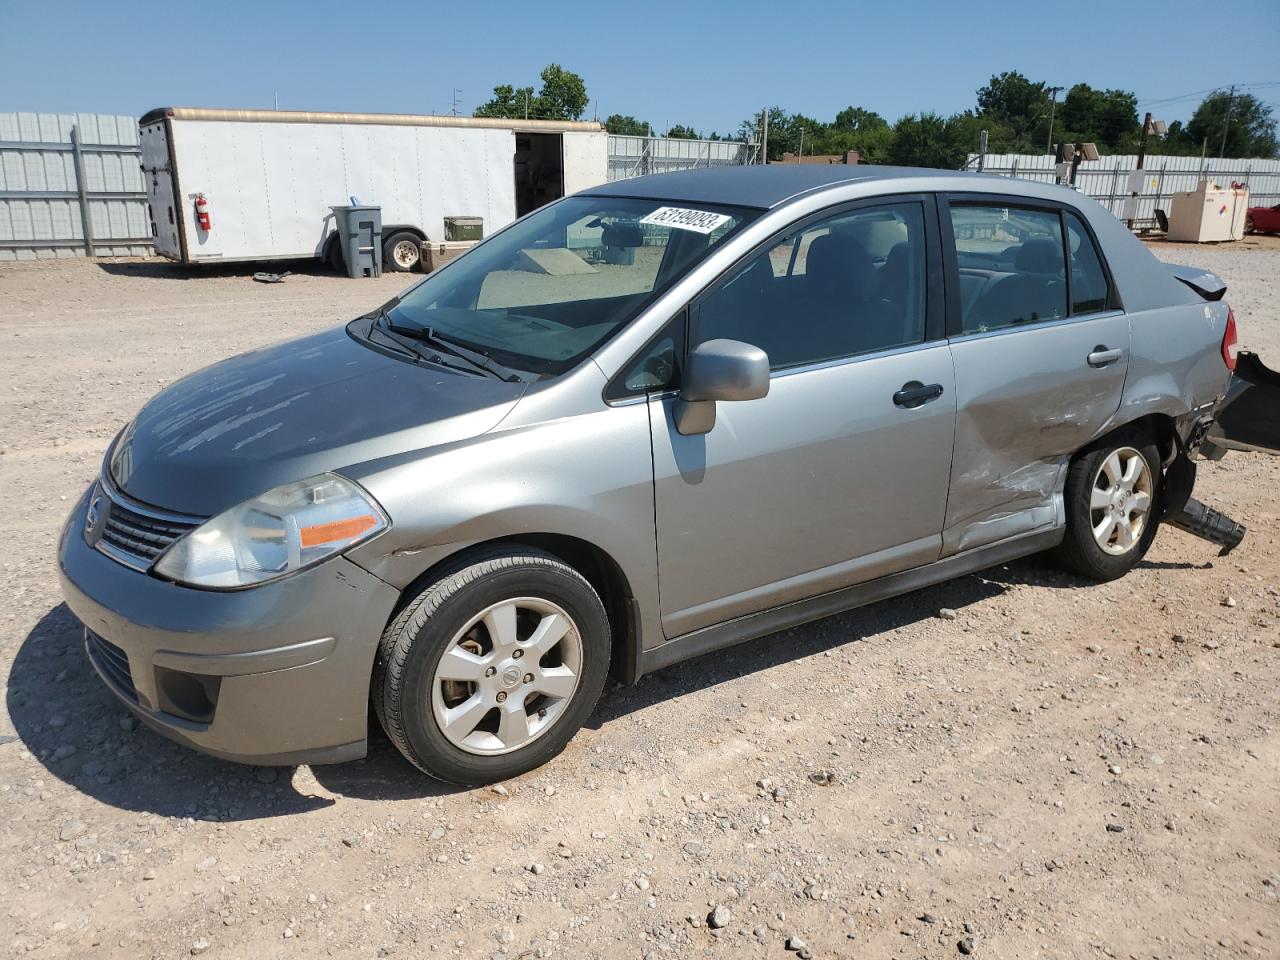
xmin=381 ymin=533 xmax=642 ymax=686
xmin=1103 ymin=412 xmax=1178 ymax=465
xmin=383 ymin=224 xmax=428 ymax=242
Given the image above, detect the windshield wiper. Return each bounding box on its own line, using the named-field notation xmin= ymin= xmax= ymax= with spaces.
xmin=378 ymin=313 xmax=527 ymax=382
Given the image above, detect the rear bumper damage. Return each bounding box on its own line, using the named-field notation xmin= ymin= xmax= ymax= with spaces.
xmin=1159 ymin=351 xmax=1280 ymax=556
xmin=1204 ymin=351 xmax=1280 ymax=458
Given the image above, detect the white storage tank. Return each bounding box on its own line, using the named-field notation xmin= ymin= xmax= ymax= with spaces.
xmin=1167 ymin=180 xmax=1250 ymax=242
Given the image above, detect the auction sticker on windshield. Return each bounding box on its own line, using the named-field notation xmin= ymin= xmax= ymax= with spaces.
xmin=639 ymin=206 xmax=733 ymax=234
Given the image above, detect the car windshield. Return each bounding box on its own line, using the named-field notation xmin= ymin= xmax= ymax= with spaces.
xmin=380 ymin=195 xmax=757 ymax=376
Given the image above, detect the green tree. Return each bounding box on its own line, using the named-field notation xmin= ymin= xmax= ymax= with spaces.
xmin=736 ymin=106 xmax=800 ymax=160
xmin=472 ymin=84 xmax=537 ymax=120
xmin=888 ymin=112 xmax=966 ymax=168
xmin=474 ymin=64 xmax=588 ymax=121
xmin=604 ymin=114 xmax=651 ymax=136
xmin=664 ymin=124 xmax=699 ymax=139
xmin=1058 ymin=83 xmax=1139 ymax=151
xmin=536 ymin=63 xmax=588 ymax=120
xmin=831 ymin=106 xmax=888 ymax=135
xmin=976 ymin=71 xmax=1050 ymax=149
xmin=1186 ymin=90 xmax=1278 ymax=158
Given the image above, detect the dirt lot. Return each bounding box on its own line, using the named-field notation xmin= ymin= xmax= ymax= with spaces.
xmin=1 ymin=244 xmax=1279 ymax=960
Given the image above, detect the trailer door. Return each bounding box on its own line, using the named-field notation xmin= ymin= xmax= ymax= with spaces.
xmin=139 ymin=121 xmax=182 ymax=261
xmin=561 ymin=132 xmax=608 ymax=196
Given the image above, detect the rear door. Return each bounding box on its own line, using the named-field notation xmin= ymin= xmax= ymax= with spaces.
xmin=940 ymin=196 xmax=1129 ymax=553
xmin=139 ymin=120 xmax=182 ymax=260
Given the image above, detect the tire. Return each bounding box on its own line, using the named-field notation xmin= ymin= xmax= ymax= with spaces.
xmin=1051 ymin=428 xmax=1161 ymax=582
xmin=1244 ymin=214 xmax=1255 ymax=235
xmin=373 ymin=549 xmax=611 ymax=784
xmin=325 ymin=237 xmax=345 ymax=274
xmin=383 ymin=231 xmax=422 ymax=273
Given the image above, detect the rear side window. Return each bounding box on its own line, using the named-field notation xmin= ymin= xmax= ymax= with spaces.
xmin=950 ymin=205 xmax=1067 ymax=334
xmin=1064 ymin=212 xmax=1111 ymax=314
xmin=695 ymin=202 xmax=928 ymax=371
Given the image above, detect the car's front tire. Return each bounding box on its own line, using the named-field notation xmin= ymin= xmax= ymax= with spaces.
xmin=1052 ymin=429 xmax=1161 ymax=581
xmin=373 ymin=549 xmax=610 ymax=785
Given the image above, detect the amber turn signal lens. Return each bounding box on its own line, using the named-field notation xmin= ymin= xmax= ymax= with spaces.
xmin=299 ymin=514 xmax=378 ymax=549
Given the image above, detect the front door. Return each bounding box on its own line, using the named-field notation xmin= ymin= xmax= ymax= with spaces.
xmin=650 ymin=197 xmax=957 ymax=637
xmin=941 ymin=198 xmax=1130 ymax=553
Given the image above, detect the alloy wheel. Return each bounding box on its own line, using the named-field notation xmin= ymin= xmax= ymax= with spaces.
xmin=1089 ymin=446 xmax=1154 ymax=555
xmin=430 ymin=597 xmax=583 ymax=756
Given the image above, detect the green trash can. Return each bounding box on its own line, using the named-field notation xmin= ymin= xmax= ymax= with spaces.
xmin=330 ymin=204 xmax=383 ymax=278
xmin=444 ymin=216 xmax=483 ymax=242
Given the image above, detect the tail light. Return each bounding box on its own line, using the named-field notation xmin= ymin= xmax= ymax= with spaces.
xmin=1222 ymin=307 xmax=1238 ymax=372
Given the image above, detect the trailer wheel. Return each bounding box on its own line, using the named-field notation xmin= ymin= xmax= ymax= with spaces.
xmin=384 ymin=232 xmax=422 ymax=272
xmin=325 ymin=237 xmax=345 ymax=274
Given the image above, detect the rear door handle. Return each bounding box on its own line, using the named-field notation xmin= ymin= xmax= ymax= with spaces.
xmin=1087 ymin=345 xmax=1123 ymax=368
xmin=893 ymin=381 xmax=945 ymax=409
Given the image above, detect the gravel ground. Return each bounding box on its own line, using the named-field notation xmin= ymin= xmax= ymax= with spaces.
xmin=1 ymin=240 xmax=1279 ymax=960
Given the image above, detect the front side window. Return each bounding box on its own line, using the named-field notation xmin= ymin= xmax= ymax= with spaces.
xmin=694 ymin=202 xmax=928 ymax=371
xmin=951 ymin=205 xmax=1067 ymax=334
xmin=377 ymin=196 xmax=755 ymax=377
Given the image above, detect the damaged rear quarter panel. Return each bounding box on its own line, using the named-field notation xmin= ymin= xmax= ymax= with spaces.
xmin=1118 ymin=300 xmax=1231 ymax=429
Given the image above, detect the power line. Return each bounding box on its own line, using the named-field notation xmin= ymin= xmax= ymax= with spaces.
xmin=1137 ymin=80 xmax=1280 ymax=106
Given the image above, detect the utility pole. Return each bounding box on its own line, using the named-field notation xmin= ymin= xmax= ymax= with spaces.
xmin=450 ymin=89 xmax=463 ymax=117
xmin=1045 ymin=85 xmax=1064 ymax=155
xmin=798 ymin=126 xmax=805 ymax=159
xmin=1219 ymin=84 xmax=1235 ymax=158
xmin=761 ymin=108 xmax=769 ymax=165
xmin=1136 ymin=112 xmax=1153 ymax=170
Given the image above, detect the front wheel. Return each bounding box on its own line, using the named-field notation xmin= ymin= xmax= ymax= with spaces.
xmin=1051 ymin=430 xmax=1161 ymax=581
xmin=373 ymin=550 xmax=611 ymax=784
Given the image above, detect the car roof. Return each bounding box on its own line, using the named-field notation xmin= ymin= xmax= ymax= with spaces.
xmin=581 ymin=164 xmax=1035 ymax=210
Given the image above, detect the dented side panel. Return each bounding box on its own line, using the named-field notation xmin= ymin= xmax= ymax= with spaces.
xmin=943 ymin=312 xmax=1129 ymax=554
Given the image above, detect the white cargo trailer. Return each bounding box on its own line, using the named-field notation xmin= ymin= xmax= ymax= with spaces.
xmin=138 ymin=107 xmax=609 ymax=271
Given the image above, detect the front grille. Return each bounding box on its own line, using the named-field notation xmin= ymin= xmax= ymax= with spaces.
xmin=87 ymin=630 xmax=137 ymax=702
xmin=101 ymin=500 xmax=198 ymax=565
xmin=92 ymin=483 xmax=202 ymax=571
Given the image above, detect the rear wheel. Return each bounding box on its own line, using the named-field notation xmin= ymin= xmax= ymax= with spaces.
xmin=383 ymin=231 xmax=422 ymax=272
xmin=1052 ymin=429 xmax=1160 ymax=581
xmin=373 ymin=550 xmax=610 ymax=784
xmin=1244 ymin=213 xmax=1255 ymax=235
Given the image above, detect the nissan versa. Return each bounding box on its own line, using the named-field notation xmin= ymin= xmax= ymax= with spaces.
xmin=58 ymin=165 xmax=1274 ymax=785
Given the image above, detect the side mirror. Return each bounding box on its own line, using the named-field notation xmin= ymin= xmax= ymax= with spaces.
xmin=674 ymin=338 xmax=770 ymax=435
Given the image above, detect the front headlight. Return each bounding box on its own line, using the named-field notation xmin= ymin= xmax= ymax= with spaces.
xmin=153 ymin=473 xmax=388 ymax=589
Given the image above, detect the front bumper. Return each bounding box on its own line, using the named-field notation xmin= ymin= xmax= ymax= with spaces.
xmin=57 ymin=488 xmax=400 ymax=765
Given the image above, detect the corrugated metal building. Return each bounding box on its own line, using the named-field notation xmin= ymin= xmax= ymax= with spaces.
xmin=0 ymin=112 xmax=151 ymax=260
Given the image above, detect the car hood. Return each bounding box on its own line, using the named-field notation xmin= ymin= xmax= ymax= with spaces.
xmin=109 ymin=326 xmax=526 ymax=516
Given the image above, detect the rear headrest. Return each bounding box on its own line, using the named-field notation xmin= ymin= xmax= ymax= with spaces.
xmin=806 ymin=233 xmax=875 ymax=295
xmin=1015 ymin=238 xmax=1063 ymax=275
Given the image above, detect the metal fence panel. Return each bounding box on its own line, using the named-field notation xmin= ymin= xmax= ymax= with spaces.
xmin=0 ymin=111 xmax=151 ymax=260
xmin=607 ymin=135 xmax=753 ymax=181
xmin=968 ymin=152 xmax=1280 ymax=227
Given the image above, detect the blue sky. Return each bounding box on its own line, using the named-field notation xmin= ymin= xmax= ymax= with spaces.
xmin=2 ymin=0 xmax=1277 ymax=135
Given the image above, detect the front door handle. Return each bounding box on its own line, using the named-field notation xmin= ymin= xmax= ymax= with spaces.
xmin=1087 ymin=345 xmax=1123 ymax=368
xmin=893 ymin=381 xmax=945 ymax=409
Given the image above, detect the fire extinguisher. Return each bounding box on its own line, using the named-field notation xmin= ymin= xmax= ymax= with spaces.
xmin=194 ymin=194 xmax=211 ymax=233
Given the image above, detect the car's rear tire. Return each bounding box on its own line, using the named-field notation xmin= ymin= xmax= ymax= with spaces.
xmin=373 ymin=549 xmax=611 ymax=785
xmin=383 ymin=231 xmax=422 ymax=272
xmin=1051 ymin=428 xmax=1161 ymax=582
xmin=1245 ymin=214 xmax=1255 ymax=235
